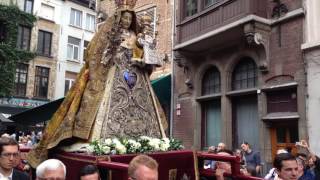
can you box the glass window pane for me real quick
[44,32,51,56]
[204,101,221,147]
[70,9,75,25]
[37,31,43,53]
[289,126,299,143]
[67,44,73,59]
[25,0,33,13]
[185,0,197,17]
[68,36,80,45]
[86,15,89,29]
[202,67,221,95]
[232,59,257,90]
[276,128,286,143]
[74,46,78,60]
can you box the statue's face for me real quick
[121,11,133,29]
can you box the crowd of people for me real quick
[0,135,158,180]
[1,133,320,180]
[1,131,42,149]
[203,140,320,180]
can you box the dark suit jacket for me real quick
[12,169,30,180]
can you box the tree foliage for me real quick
[0,4,36,97]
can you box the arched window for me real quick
[232,58,257,90]
[202,66,221,95]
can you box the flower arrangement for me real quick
[88,136,184,155]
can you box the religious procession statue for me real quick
[27,0,167,168]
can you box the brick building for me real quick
[173,0,306,170]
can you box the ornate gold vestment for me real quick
[27,11,167,168]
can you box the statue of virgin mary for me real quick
[27,0,167,168]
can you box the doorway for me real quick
[270,122,298,159]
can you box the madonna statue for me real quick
[27,0,167,168]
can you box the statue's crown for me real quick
[115,0,137,11]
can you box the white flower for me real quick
[104,138,112,146]
[162,138,170,144]
[116,143,127,154]
[148,138,161,151]
[112,138,122,146]
[160,138,170,151]
[87,145,95,153]
[102,145,111,154]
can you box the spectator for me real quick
[214,149,233,180]
[296,140,319,180]
[273,153,299,180]
[0,137,29,180]
[36,159,66,180]
[241,142,261,175]
[79,165,100,180]
[1,133,10,138]
[234,149,246,167]
[205,142,227,169]
[265,149,288,180]
[128,155,158,180]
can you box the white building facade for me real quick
[302,0,320,155]
[54,0,96,98]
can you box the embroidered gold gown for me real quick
[27,10,167,168]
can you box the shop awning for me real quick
[151,74,171,105]
[9,98,64,125]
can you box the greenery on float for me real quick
[0,4,36,97]
[88,136,184,156]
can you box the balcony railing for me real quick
[176,0,267,44]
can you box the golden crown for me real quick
[115,0,137,10]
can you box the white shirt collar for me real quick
[0,169,13,180]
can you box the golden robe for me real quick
[27,11,167,168]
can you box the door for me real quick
[270,122,298,159]
[233,95,259,150]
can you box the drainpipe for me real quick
[170,0,175,137]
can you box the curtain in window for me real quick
[235,97,259,150]
[205,100,221,147]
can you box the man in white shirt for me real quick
[0,137,29,180]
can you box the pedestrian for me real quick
[273,153,299,180]
[0,136,29,180]
[128,155,158,180]
[79,164,100,180]
[241,142,261,176]
[36,159,66,180]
